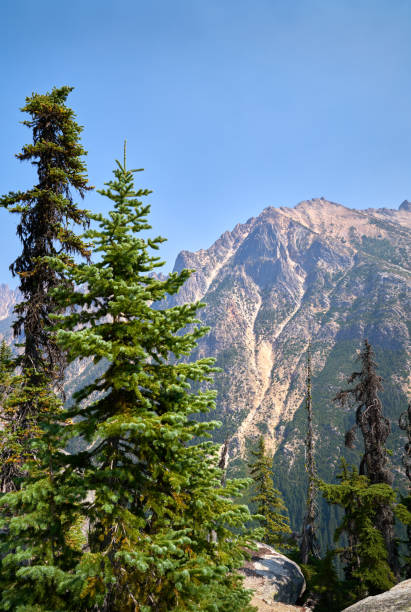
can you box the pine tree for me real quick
[0,149,258,611]
[0,86,92,492]
[300,344,319,564]
[319,460,396,603]
[248,436,292,549]
[334,339,396,571]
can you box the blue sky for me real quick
[1,0,411,286]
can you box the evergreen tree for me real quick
[319,460,396,603]
[0,86,92,492]
[0,341,17,492]
[248,436,291,549]
[398,402,411,576]
[0,150,258,611]
[0,341,13,406]
[0,386,85,610]
[299,344,319,564]
[0,85,91,382]
[334,339,396,571]
[299,551,345,612]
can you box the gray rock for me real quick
[240,542,305,605]
[342,579,411,612]
[399,200,411,211]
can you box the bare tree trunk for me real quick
[300,344,319,564]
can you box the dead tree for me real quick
[218,437,230,487]
[300,344,319,564]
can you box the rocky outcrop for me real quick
[240,543,305,606]
[0,284,19,321]
[342,579,411,611]
[399,200,411,212]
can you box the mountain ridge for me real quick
[167,199,409,463]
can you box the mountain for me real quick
[0,198,410,547]
[167,198,410,547]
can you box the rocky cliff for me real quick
[167,198,410,546]
[170,201,409,442]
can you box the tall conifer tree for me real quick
[0,150,258,611]
[398,402,411,576]
[334,339,396,571]
[248,436,291,549]
[319,460,395,602]
[0,86,91,492]
[0,85,91,382]
[0,341,16,492]
[300,345,319,564]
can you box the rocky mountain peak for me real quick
[0,284,20,321]
[399,199,411,212]
[166,198,410,463]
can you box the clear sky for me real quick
[1,0,411,286]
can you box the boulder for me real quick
[240,543,305,607]
[342,579,411,612]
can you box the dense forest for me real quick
[0,87,410,611]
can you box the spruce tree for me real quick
[0,85,91,382]
[334,339,396,571]
[398,402,411,576]
[0,341,17,492]
[319,460,396,603]
[0,341,13,407]
[248,436,291,549]
[0,86,92,492]
[1,150,258,611]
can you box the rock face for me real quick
[399,200,411,212]
[342,579,411,611]
[240,543,305,606]
[250,601,307,612]
[165,198,411,548]
[168,199,410,458]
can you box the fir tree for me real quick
[0,341,17,492]
[0,149,258,611]
[319,460,396,603]
[0,85,91,382]
[299,344,319,564]
[0,341,13,406]
[398,402,411,576]
[248,436,291,549]
[0,86,92,492]
[299,551,345,612]
[334,339,396,571]
[0,387,85,610]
